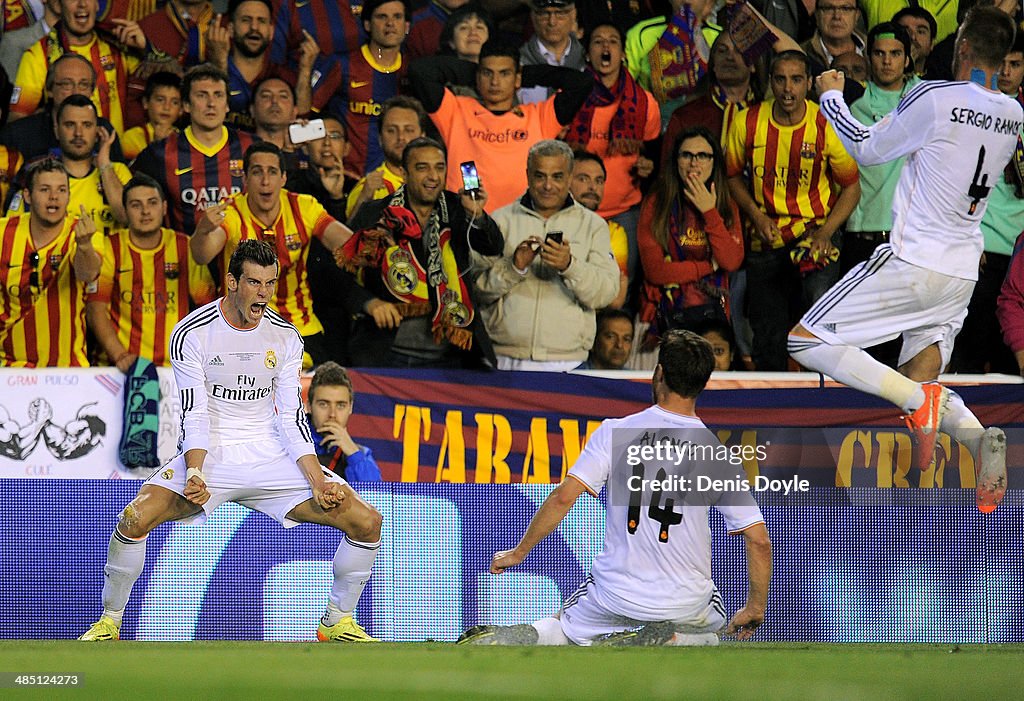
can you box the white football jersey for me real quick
[820,81,1023,280]
[568,405,764,622]
[168,299,315,462]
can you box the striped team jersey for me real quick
[11,32,141,134]
[726,99,859,251]
[568,405,764,621]
[8,162,131,232]
[132,126,255,235]
[316,46,407,176]
[88,228,216,365]
[0,214,105,367]
[0,146,22,209]
[219,190,334,337]
[122,124,180,162]
[345,161,404,219]
[98,0,160,22]
[169,299,314,461]
[270,0,362,67]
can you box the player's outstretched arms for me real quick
[490,476,588,574]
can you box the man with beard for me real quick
[7,95,131,230]
[190,142,354,367]
[569,151,628,310]
[346,96,426,220]
[11,0,142,133]
[339,136,504,368]
[87,174,216,371]
[132,63,256,235]
[0,158,104,367]
[206,0,317,128]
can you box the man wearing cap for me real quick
[518,0,585,105]
[840,22,919,275]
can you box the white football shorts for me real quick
[559,576,726,646]
[799,244,974,367]
[145,439,346,528]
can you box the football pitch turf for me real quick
[2,641,1022,700]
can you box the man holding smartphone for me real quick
[339,136,505,368]
[475,140,620,371]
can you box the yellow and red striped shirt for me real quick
[0,214,105,367]
[220,190,334,336]
[8,163,131,232]
[11,33,141,133]
[88,227,216,365]
[725,99,858,251]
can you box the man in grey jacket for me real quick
[475,139,620,371]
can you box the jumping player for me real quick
[79,240,382,642]
[788,6,1019,513]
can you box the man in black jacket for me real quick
[340,136,504,368]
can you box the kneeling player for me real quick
[80,241,382,642]
[459,331,772,646]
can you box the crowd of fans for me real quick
[0,0,1022,375]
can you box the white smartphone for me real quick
[289,119,327,145]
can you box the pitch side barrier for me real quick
[0,481,1021,643]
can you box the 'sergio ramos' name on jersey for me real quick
[949,107,1022,135]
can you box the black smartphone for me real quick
[460,161,481,192]
[545,231,563,245]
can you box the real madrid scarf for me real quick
[648,4,708,104]
[337,189,475,350]
[565,65,648,155]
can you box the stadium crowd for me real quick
[0,0,1023,376]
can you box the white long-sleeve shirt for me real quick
[819,81,1022,280]
[168,299,314,463]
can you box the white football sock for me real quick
[941,390,985,456]
[326,536,379,622]
[788,335,924,412]
[102,527,147,625]
[531,617,569,645]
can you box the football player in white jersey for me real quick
[80,240,383,643]
[788,6,1019,514]
[458,330,772,646]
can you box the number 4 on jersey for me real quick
[967,145,989,215]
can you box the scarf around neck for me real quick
[336,188,475,350]
[566,65,648,155]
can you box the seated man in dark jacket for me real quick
[339,136,505,368]
[306,361,381,481]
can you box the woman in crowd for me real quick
[635,126,744,364]
[439,4,494,63]
[564,22,660,298]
